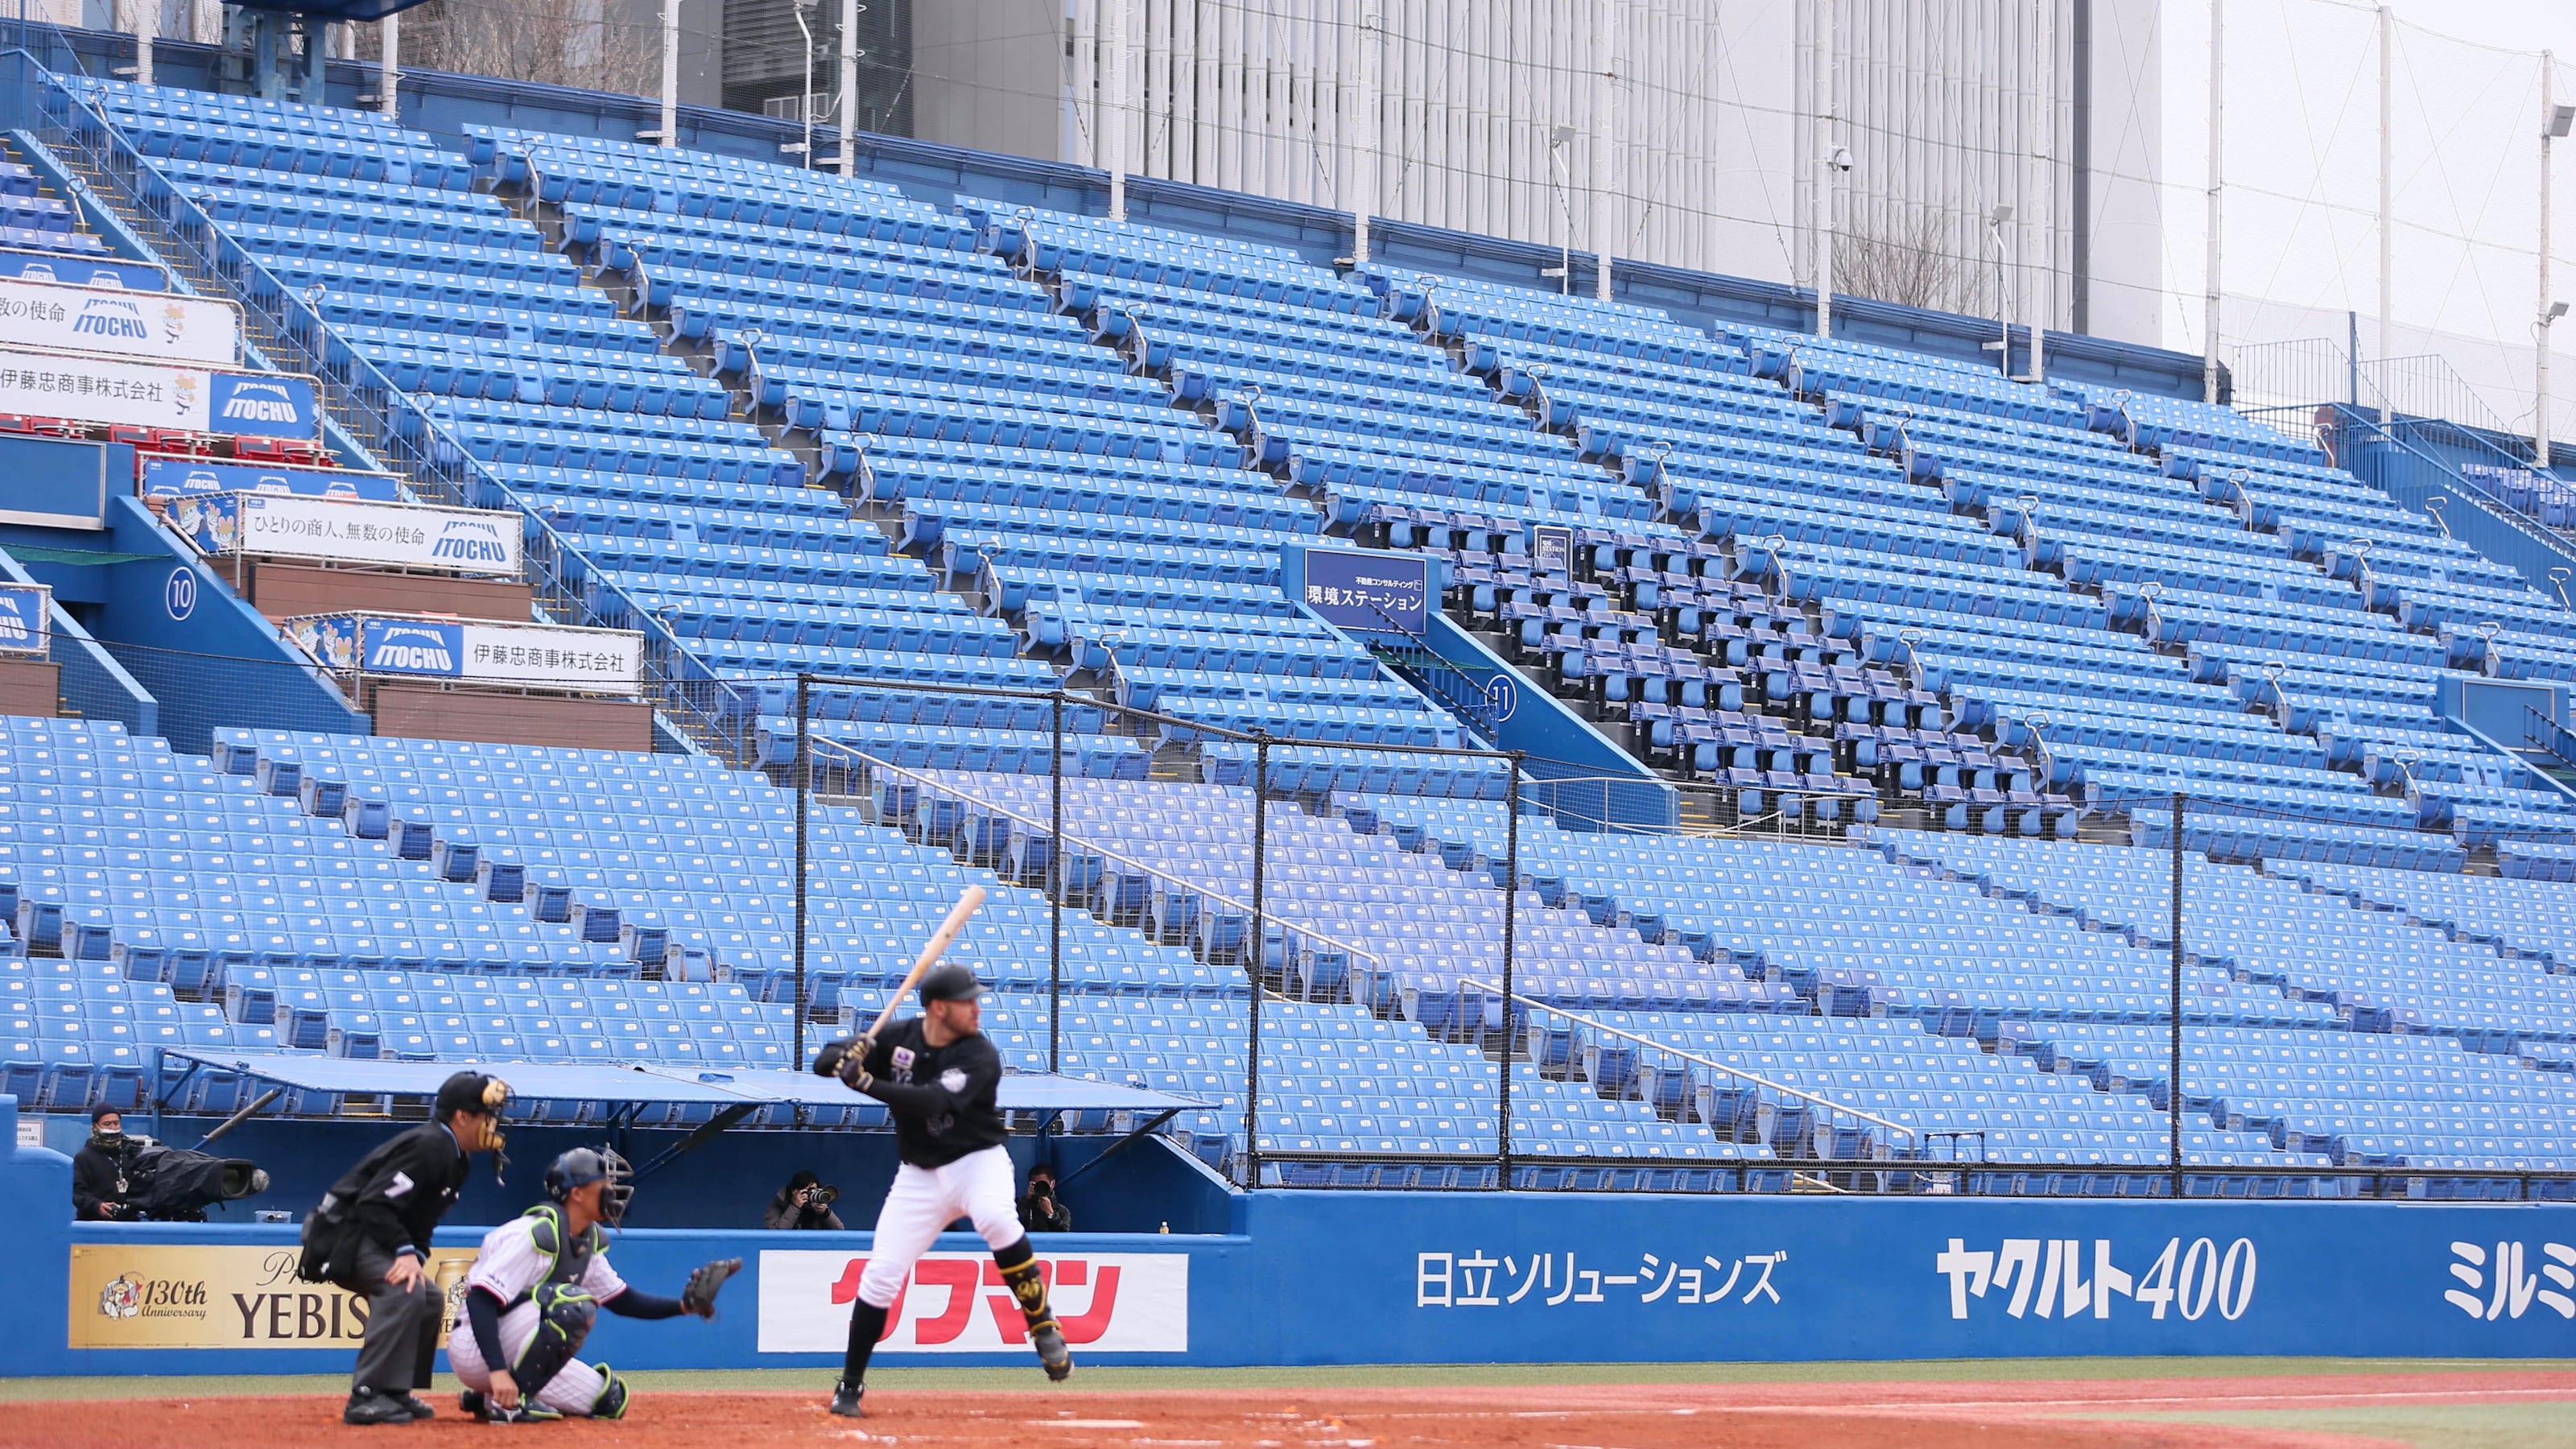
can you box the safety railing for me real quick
[31,76,747,761]
[819,739,1394,994]
[1459,978,1922,1159]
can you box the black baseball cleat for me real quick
[829,1381,866,1418]
[341,1387,415,1426]
[456,1389,485,1418]
[395,1393,437,1421]
[1034,1325,1074,1383]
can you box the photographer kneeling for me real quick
[766,1170,844,1230]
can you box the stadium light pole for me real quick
[122,0,155,85]
[1100,0,1131,221]
[837,0,863,176]
[655,0,679,147]
[2537,61,2572,464]
[784,0,817,167]
[1546,126,1577,296]
[2376,2,2394,423]
[1346,4,1381,266]
[2202,0,2223,405]
[376,13,399,120]
[1811,0,1839,339]
[1985,204,2016,377]
[1591,0,1618,303]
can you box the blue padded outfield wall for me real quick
[6,1094,2570,1375]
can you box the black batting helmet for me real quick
[919,961,980,1005]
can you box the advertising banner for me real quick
[0,580,52,656]
[1531,524,1575,576]
[1255,1193,2576,1362]
[287,613,645,696]
[140,456,402,503]
[67,1243,478,1351]
[755,1249,1189,1356]
[168,493,521,576]
[1300,547,1429,634]
[0,346,319,439]
[0,246,168,293]
[0,275,239,365]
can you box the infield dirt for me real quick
[6,1373,2573,1448]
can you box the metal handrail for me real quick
[35,76,760,760]
[1456,977,1921,1149]
[815,742,1393,983]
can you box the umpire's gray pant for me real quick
[348,1239,443,1393]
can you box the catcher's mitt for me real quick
[681,1257,743,1319]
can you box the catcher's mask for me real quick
[543,1146,635,1228]
[434,1071,514,1178]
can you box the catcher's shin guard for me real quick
[590,1364,630,1420]
[511,1282,598,1398]
[993,1236,1072,1381]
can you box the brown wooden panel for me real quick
[235,562,533,624]
[0,657,60,719]
[365,681,654,753]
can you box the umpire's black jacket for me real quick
[310,1121,470,1276]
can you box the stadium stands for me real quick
[10,72,2576,1195]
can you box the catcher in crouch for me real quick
[447,1146,740,1422]
[812,961,1073,1417]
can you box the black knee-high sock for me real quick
[992,1235,1059,1335]
[840,1300,890,1386]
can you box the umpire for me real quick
[298,1071,511,1426]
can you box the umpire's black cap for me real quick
[918,961,980,1005]
[434,1070,510,1117]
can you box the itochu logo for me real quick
[0,597,31,644]
[217,380,303,424]
[367,625,456,673]
[429,518,510,564]
[72,298,150,341]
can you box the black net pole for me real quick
[1497,755,1522,1190]
[792,671,811,1069]
[2168,790,2184,1200]
[1048,690,1064,1077]
[1245,734,1269,1190]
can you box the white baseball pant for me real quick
[446,1302,609,1417]
[855,1144,1023,1311]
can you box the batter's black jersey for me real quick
[860,1016,1007,1168]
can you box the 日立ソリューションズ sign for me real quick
[68,1244,479,1350]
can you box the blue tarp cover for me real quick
[162,1051,1205,1112]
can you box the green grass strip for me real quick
[5,1356,2568,1402]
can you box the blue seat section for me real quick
[446,122,1462,756]
[4,717,1790,1168]
[43,77,2576,1191]
[892,770,2498,1177]
[1351,260,2576,850]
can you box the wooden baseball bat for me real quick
[868,885,987,1038]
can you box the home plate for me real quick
[1032,1421,1149,1429]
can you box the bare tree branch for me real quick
[354,0,659,100]
[1835,204,1991,317]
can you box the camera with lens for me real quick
[805,1184,837,1207]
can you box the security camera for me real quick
[1825,146,1854,173]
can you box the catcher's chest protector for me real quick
[522,1205,609,1300]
